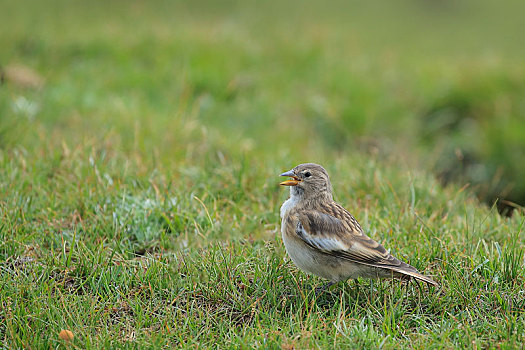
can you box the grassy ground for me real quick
[1,0,524,348]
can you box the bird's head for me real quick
[279,163,333,201]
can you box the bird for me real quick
[279,163,438,291]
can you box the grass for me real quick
[1,0,525,348]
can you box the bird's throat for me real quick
[290,185,333,204]
[290,185,304,197]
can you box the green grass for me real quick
[1,0,525,348]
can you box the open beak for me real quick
[279,170,301,186]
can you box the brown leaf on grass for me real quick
[58,329,74,341]
[281,342,295,350]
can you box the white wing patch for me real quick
[295,218,388,264]
[296,222,348,252]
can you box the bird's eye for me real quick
[304,171,311,178]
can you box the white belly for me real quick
[281,196,323,276]
[281,225,349,281]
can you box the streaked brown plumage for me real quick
[279,163,438,287]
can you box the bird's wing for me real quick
[293,209,405,269]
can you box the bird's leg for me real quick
[315,281,336,296]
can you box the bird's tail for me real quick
[395,268,439,287]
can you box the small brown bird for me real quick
[279,163,438,290]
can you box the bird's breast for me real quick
[280,196,299,219]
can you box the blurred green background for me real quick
[2,1,525,347]
[1,0,525,212]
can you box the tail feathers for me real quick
[394,268,439,287]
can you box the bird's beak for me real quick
[279,170,301,186]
